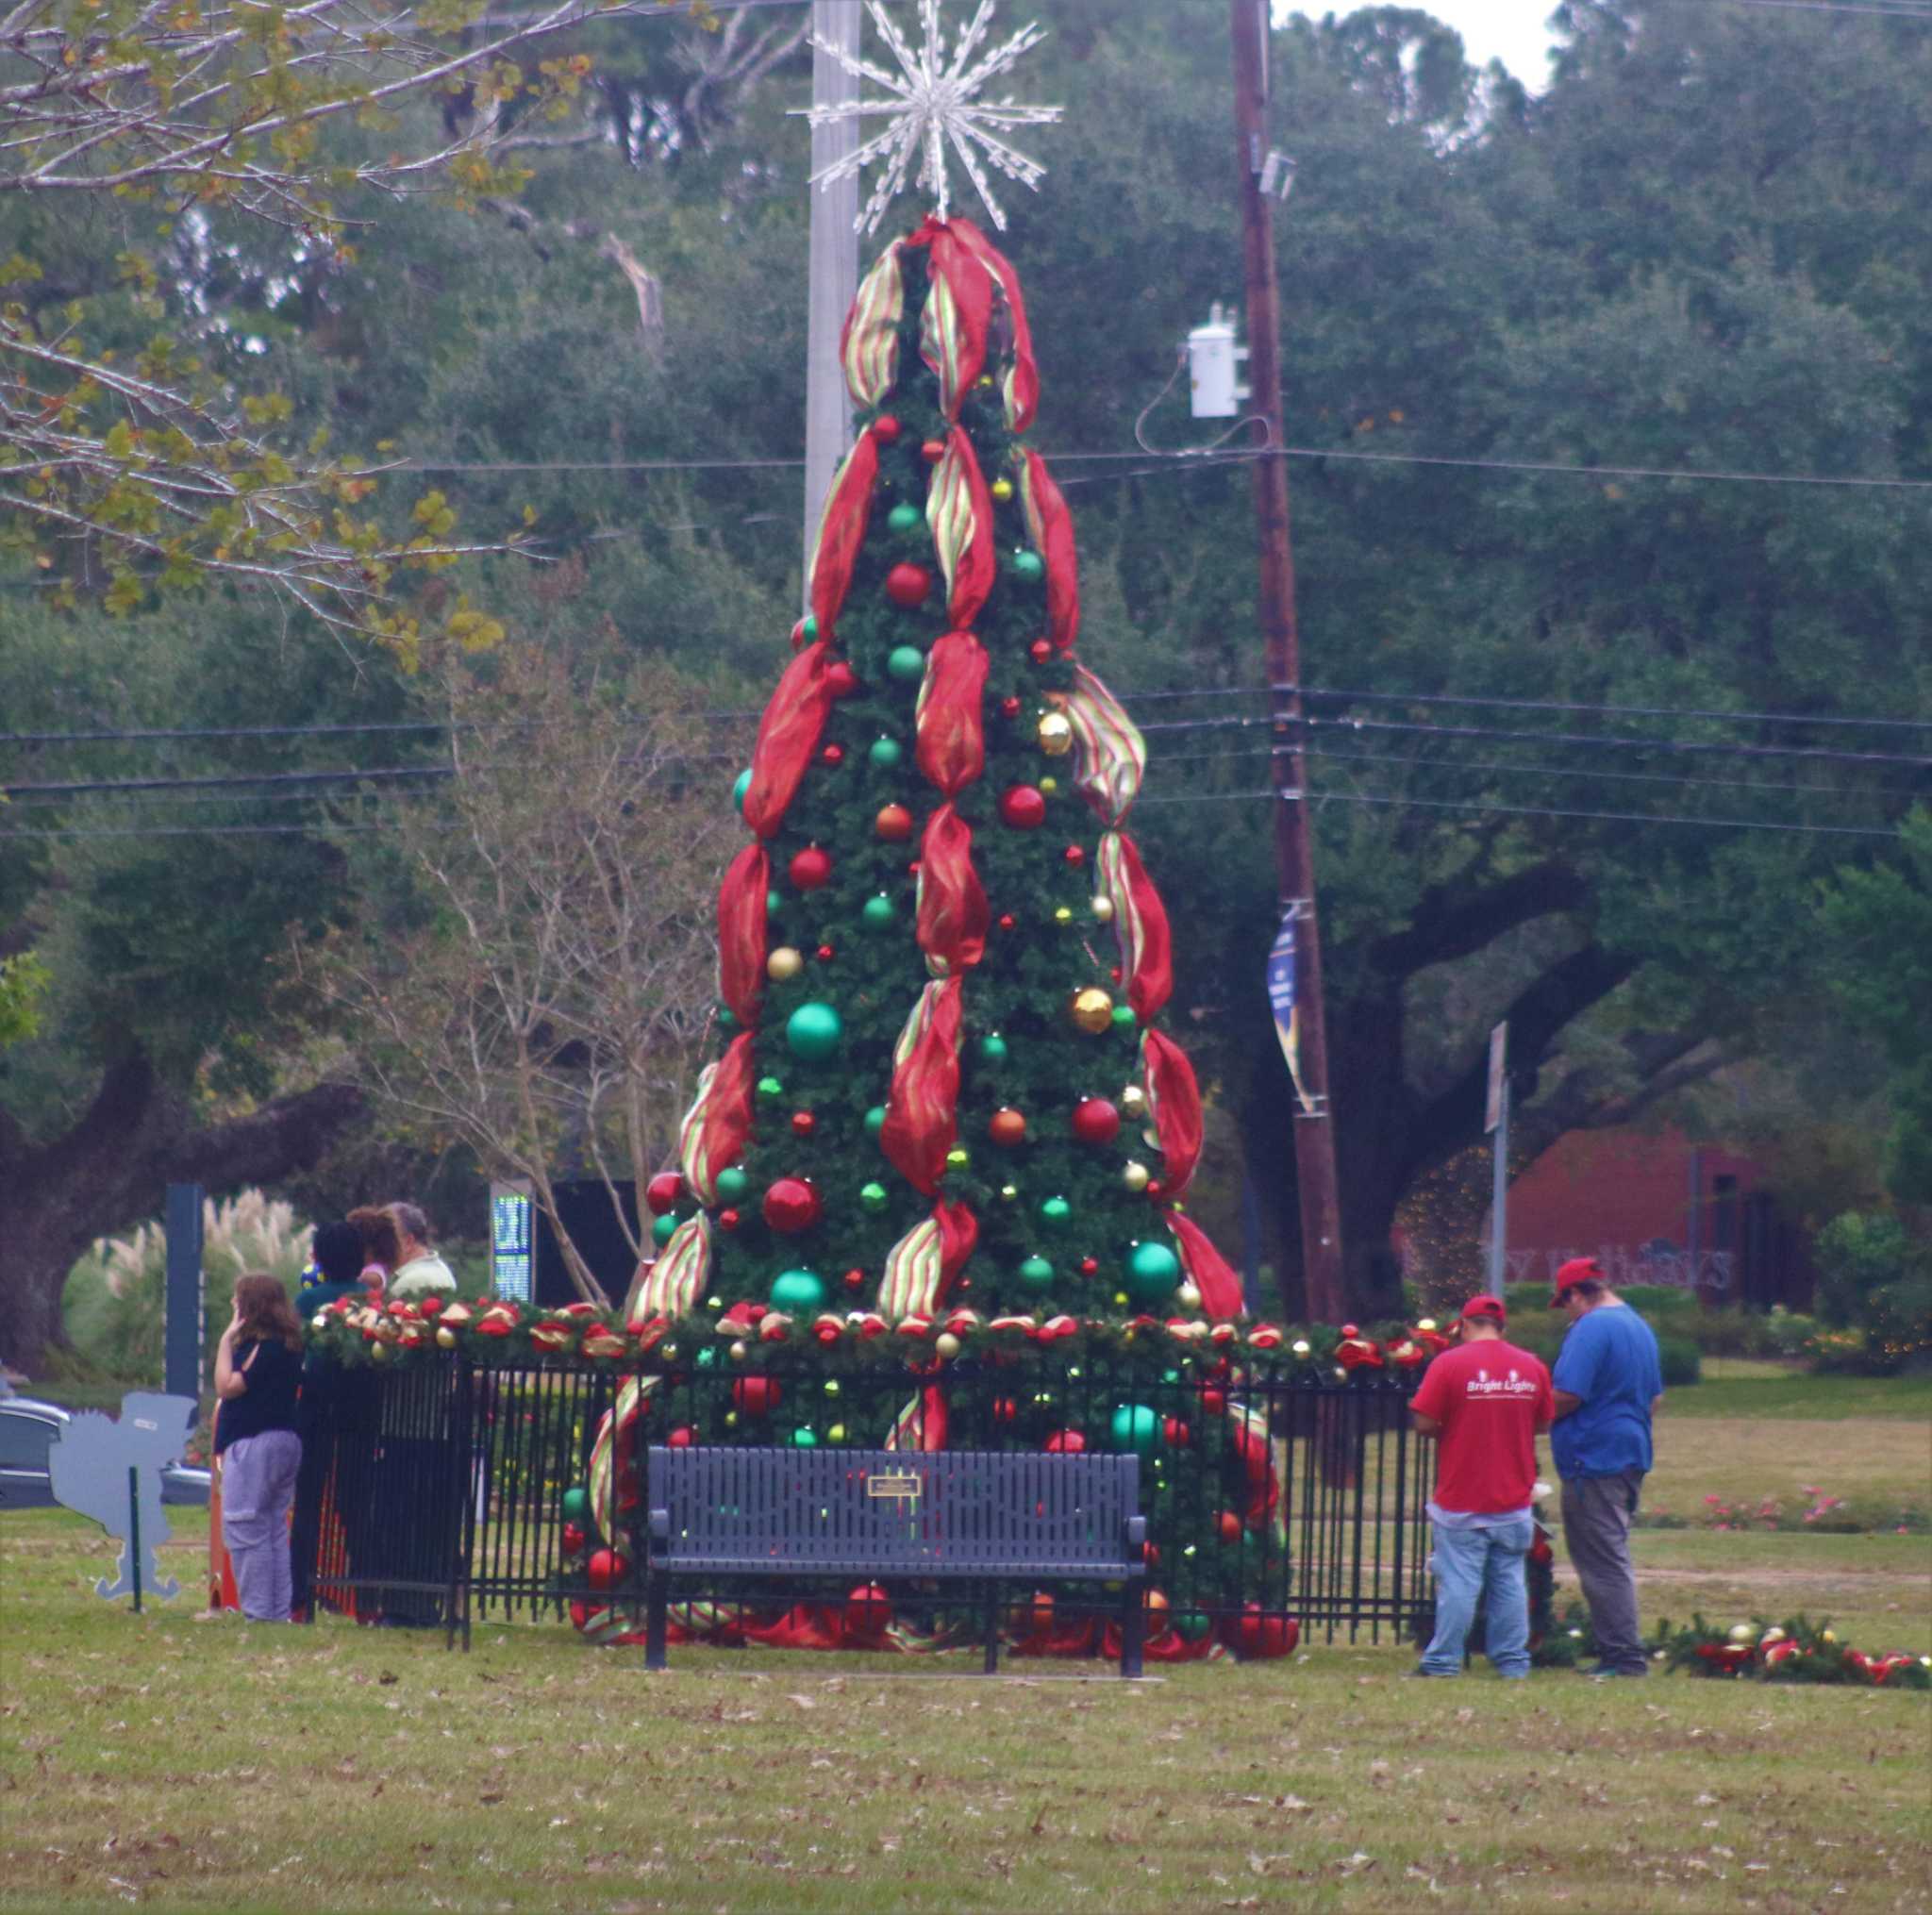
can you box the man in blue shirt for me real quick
[1549,1257,1663,1678]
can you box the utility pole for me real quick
[803,0,860,602]
[1229,0,1346,1324]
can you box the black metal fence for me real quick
[304,1353,1429,1655]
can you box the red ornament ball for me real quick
[842,1267,866,1291]
[1215,1509,1244,1544]
[816,943,835,962]
[1000,694,1023,720]
[1078,1256,1100,1276]
[872,414,902,443]
[999,784,1046,829]
[920,438,946,465]
[1199,1387,1226,1416]
[718,1207,741,1232]
[998,913,1017,932]
[874,803,914,841]
[1011,1590,1055,1636]
[791,1110,816,1139]
[1071,1097,1121,1145]
[790,844,832,891]
[992,1396,1019,1424]
[1063,843,1086,867]
[561,1521,586,1556]
[1044,1428,1087,1455]
[762,1176,823,1234]
[885,561,933,608]
[1163,1416,1191,1447]
[731,1374,783,1418]
[846,1582,891,1632]
[1340,1323,1360,1340]
[644,1170,685,1216]
[586,1547,629,1591]
[1233,1603,1299,1659]
[667,1425,695,1449]
[821,742,844,767]
[988,1106,1027,1147]
[825,658,859,699]
[1029,639,1052,664]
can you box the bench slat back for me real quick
[646,1447,1141,1575]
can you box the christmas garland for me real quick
[1657,1614,1931,1688]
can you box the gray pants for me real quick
[1561,1469,1646,1674]
[223,1429,302,1622]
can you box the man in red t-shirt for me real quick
[1407,1294,1554,1678]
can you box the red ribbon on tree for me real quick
[742,640,833,839]
[808,432,881,644]
[1020,449,1079,651]
[948,217,1040,435]
[935,1197,979,1301]
[689,1033,757,1193]
[715,842,769,1026]
[928,427,997,630]
[915,804,989,974]
[1167,1209,1244,1323]
[1141,1026,1205,1200]
[881,975,965,1195]
[909,218,994,418]
[1109,829,1172,1022]
[914,627,989,795]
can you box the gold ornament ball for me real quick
[436,1324,458,1350]
[1416,1317,1439,1333]
[1122,1160,1151,1193]
[935,1332,961,1359]
[1176,1282,1202,1312]
[1727,1623,1755,1644]
[1000,1183,1020,1201]
[371,1339,390,1362]
[729,1340,748,1362]
[945,1144,971,1171]
[1091,895,1114,924]
[1291,1338,1312,1357]
[1054,905,1074,924]
[1039,775,1058,795]
[977,373,997,390]
[827,1423,847,1442]
[310,1312,328,1332]
[724,1409,740,1428]
[660,1342,678,1361]
[1142,1126,1162,1150]
[1068,986,1114,1033]
[767,945,805,982]
[990,475,1014,502]
[1037,710,1074,757]
[1120,1084,1147,1118]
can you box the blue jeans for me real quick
[1422,1514,1534,1677]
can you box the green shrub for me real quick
[1656,1334,1703,1389]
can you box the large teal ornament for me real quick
[1124,1240,1181,1304]
[560,1486,590,1524]
[887,644,926,683]
[786,1002,843,1062]
[887,502,922,534]
[1110,1404,1162,1454]
[1040,1195,1072,1229]
[731,768,753,814]
[715,1165,749,1203]
[771,1268,826,1313]
[651,1211,678,1248]
[865,1105,888,1140]
[1012,549,1044,582]
[862,893,895,931]
[791,1425,819,1448]
[1017,1256,1054,1292]
[869,736,904,770]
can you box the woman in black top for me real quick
[214,1274,305,1621]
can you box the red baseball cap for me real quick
[1460,1293,1507,1324]
[1550,1256,1604,1306]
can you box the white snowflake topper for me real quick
[795,0,1062,235]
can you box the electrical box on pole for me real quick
[1187,303,1250,419]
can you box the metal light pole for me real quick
[1229,0,1347,1323]
[803,0,860,599]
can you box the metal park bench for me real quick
[644,1446,1148,1676]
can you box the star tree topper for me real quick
[796,0,1062,236]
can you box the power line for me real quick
[1299,784,1903,841]
[1291,684,1932,734]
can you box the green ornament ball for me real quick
[695,1345,716,1368]
[786,1001,843,1062]
[757,1074,785,1101]
[979,1032,1009,1064]
[715,1165,749,1203]
[651,1211,678,1248]
[731,768,753,814]
[1174,1607,1213,1643]
[560,1486,591,1525]
[1124,1240,1182,1304]
[1110,1404,1163,1455]
[1111,1005,1138,1030]
[791,1425,819,1448]
[716,1007,737,1029]
[766,889,784,915]
[799,613,819,641]
[862,893,896,931]
[869,735,904,770]
[1017,1255,1055,1291]
[1040,1195,1072,1229]
[865,1105,888,1140]
[887,644,926,683]
[859,1181,890,1214]
[887,502,922,533]
[770,1268,826,1313]
[1012,549,1045,582]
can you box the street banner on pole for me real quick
[1485,1022,1508,1135]
[1267,907,1315,1116]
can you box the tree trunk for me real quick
[0,1043,363,1378]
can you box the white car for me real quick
[0,1396,212,1510]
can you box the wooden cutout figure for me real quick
[48,1392,198,1602]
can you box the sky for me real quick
[1286,1,1566,90]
